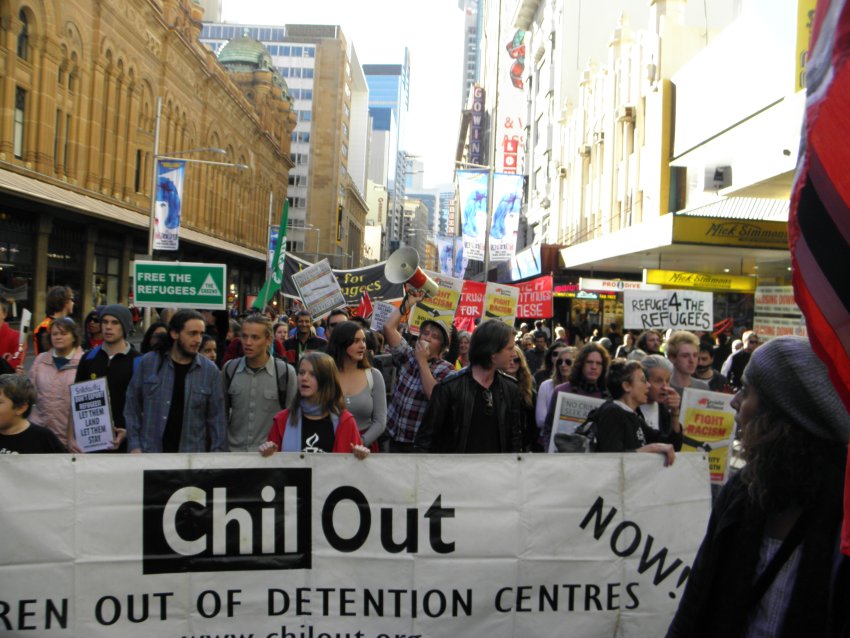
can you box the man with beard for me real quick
[666,331,710,400]
[284,310,327,365]
[692,341,730,393]
[125,310,226,453]
[524,330,548,374]
[628,329,662,360]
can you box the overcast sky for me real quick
[221,0,467,187]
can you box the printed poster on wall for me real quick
[549,393,606,453]
[483,282,519,326]
[680,388,737,484]
[0,454,710,637]
[408,272,464,337]
[624,290,713,331]
[458,170,488,261]
[153,160,185,251]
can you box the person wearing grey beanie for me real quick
[68,304,141,453]
[99,304,133,342]
[668,336,849,638]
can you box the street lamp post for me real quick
[143,97,250,329]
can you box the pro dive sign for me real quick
[133,261,226,309]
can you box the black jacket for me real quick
[594,400,683,453]
[667,472,844,638]
[414,367,522,453]
[75,344,141,429]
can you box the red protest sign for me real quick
[455,281,486,327]
[516,275,553,318]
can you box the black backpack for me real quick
[553,407,600,453]
[223,356,291,410]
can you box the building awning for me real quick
[674,196,789,221]
[559,198,791,279]
[0,167,264,261]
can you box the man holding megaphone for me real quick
[382,288,455,453]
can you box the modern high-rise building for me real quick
[201,23,369,268]
[364,52,410,256]
[460,0,483,107]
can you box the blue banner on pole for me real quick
[153,160,186,251]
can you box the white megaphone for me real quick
[384,247,440,298]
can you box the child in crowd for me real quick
[259,352,370,458]
[0,375,65,454]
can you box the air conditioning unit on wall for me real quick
[705,166,732,191]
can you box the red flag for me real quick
[788,0,850,554]
[357,291,374,319]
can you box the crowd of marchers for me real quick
[1,284,849,635]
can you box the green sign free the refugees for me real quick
[133,261,227,309]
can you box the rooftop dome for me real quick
[218,29,291,101]
[218,29,272,70]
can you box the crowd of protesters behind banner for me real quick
[1,284,849,634]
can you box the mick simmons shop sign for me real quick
[0,454,710,638]
[672,216,788,250]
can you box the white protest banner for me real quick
[291,259,347,319]
[549,393,606,453]
[369,300,397,332]
[680,388,737,484]
[624,289,713,331]
[0,454,710,638]
[483,282,519,326]
[408,271,464,337]
[70,378,114,453]
[18,308,32,347]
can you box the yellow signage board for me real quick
[644,269,758,293]
[796,0,818,92]
[673,216,788,250]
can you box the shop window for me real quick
[94,254,120,307]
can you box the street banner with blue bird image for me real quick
[153,159,186,251]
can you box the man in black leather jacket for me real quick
[415,320,523,453]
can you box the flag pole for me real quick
[259,191,275,312]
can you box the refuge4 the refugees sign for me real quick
[0,454,710,638]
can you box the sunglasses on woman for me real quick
[557,358,573,366]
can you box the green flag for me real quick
[254,201,289,310]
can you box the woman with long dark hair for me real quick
[325,321,386,449]
[140,321,168,354]
[542,342,610,447]
[667,337,850,637]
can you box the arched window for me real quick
[17,10,29,60]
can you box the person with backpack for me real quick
[325,320,386,451]
[68,304,140,453]
[222,314,296,452]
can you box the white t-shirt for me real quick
[640,402,661,431]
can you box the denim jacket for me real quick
[125,351,227,452]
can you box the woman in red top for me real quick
[260,351,369,458]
